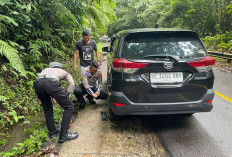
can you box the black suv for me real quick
[102,28,215,116]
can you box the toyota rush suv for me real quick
[102,28,215,116]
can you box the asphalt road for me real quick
[59,66,232,157]
[139,68,232,157]
[59,41,232,157]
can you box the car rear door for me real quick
[112,31,215,103]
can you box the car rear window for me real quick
[121,32,207,60]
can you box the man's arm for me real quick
[74,50,79,71]
[65,72,75,94]
[96,50,101,67]
[95,71,102,97]
[97,71,102,93]
[82,70,97,98]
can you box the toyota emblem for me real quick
[164,62,173,69]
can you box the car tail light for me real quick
[206,100,213,103]
[114,103,126,107]
[188,56,215,72]
[112,58,148,74]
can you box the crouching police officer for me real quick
[34,62,78,143]
[74,61,107,109]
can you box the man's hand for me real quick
[92,93,98,98]
[52,98,57,104]
[97,60,101,67]
[95,91,100,96]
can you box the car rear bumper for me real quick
[109,89,214,115]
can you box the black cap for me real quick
[90,61,98,68]
[49,62,64,68]
[82,30,91,36]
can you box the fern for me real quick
[0,95,8,102]
[28,41,42,62]
[36,39,64,57]
[28,39,64,61]
[0,14,18,26]
[228,40,232,51]
[217,42,228,50]
[88,6,105,34]
[0,21,7,35]
[0,40,26,75]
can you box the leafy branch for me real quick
[0,40,26,76]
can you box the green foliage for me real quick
[0,0,115,155]
[0,95,8,102]
[202,31,232,52]
[0,0,116,71]
[27,41,42,62]
[227,2,232,14]
[0,0,12,6]
[0,68,41,147]
[0,40,26,75]
[8,110,25,124]
[109,0,232,36]
[53,105,64,124]
[89,6,106,34]
[96,41,103,60]
[0,14,18,26]
[0,133,10,146]
[28,39,64,63]
[0,123,48,156]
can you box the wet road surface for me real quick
[145,68,232,157]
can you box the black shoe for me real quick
[79,101,86,110]
[49,127,60,138]
[86,95,96,104]
[58,132,78,143]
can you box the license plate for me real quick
[150,72,183,83]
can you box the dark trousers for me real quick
[74,84,108,102]
[34,78,74,135]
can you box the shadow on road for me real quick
[109,114,193,132]
[108,114,224,157]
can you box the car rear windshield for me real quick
[121,32,207,60]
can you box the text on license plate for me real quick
[150,72,183,83]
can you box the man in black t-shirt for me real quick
[74,30,100,74]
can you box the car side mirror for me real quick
[102,46,112,52]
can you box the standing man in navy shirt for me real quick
[74,30,100,74]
